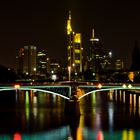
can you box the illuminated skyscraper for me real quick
[90,29,101,73]
[90,29,113,74]
[17,45,37,76]
[115,59,124,71]
[36,50,48,76]
[67,11,83,74]
[23,45,37,75]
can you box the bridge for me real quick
[0,83,140,116]
[0,83,140,100]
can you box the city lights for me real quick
[128,84,132,88]
[68,66,71,81]
[122,84,127,88]
[14,84,20,89]
[109,51,112,57]
[97,83,102,89]
[0,1,140,140]
[51,74,57,81]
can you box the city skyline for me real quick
[0,0,140,68]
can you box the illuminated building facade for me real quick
[89,29,112,78]
[49,58,60,81]
[23,45,37,75]
[49,58,60,74]
[36,50,48,76]
[90,29,103,73]
[115,59,124,71]
[17,45,37,76]
[67,11,83,74]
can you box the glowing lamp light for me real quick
[14,84,20,89]
[51,74,57,81]
[122,84,127,88]
[128,84,132,88]
[97,84,102,89]
[109,51,112,57]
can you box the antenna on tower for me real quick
[90,28,99,42]
[69,10,71,20]
[92,29,95,38]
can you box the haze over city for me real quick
[0,0,140,68]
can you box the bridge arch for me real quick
[0,87,70,100]
[78,86,140,100]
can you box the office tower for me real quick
[90,29,102,73]
[17,45,37,76]
[16,48,24,75]
[90,29,113,73]
[115,59,124,71]
[36,50,49,76]
[49,58,60,81]
[67,11,83,74]
[49,58,60,73]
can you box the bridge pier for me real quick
[64,85,80,116]
[64,96,80,116]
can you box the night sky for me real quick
[0,0,140,69]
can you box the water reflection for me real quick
[1,126,71,140]
[0,89,140,139]
[0,128,138,140]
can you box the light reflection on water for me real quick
[0,90,140,139]
[1,128,140,140]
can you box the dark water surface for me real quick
[0,90,140,139]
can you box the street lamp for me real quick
[68,66,71,81]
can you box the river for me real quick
[0,89,140,140]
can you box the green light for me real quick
[25,91,30,122]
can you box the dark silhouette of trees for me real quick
[130,41,140,71]
[0,65,17,83]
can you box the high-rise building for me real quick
[36,50,49,76]
[90,29,102,73]
[67,11,83,74]
[17,45,37,76]
[89,29,112,73]
[49,58,60,73]
[115,59,124,71]
[16,48,24,75]
[90,29,96,72]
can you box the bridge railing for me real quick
[1,83,140,100]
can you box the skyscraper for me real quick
[36,50,48,76]
[90,29,101,73]
[17,45,37,76]
[115,59,124,71]
[67,11,83,75]
[89,29,112,74]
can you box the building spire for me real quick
[92,28,95,38]
[68,10,71,20]
[67,10,72,35]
